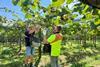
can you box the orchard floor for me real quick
[0,40,100,67]
[0,55,70,67]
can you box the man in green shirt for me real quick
[44,26,63,67]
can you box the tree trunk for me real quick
[18,29,22,55]
[82,34,87,48]
[18,36,22,54]
[35,29,42,67]
[93,35,96,48]
[79,35,82,44]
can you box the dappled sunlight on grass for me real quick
[0,40,100,67]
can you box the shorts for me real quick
[26,46,34,56]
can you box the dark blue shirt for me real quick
[25,30,35,46]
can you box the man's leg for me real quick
[55,56,59,67]
[25,46,32,63]
[51,56,57,67]
[31,47,35,55]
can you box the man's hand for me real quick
[35,25,41,33]
[43,36,48,44]
[29,29,35,34]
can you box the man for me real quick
[44,26,63,67]
[24,25,35,66]
[24,24,41,67]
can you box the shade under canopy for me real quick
[80,0,100,9]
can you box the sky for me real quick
[0,0,51,21]
[0,0,82,21]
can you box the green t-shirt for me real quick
[47,33,62,56]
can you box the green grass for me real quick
[0,40,100,67]
[61,40,100,67]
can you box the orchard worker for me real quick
[24,25,35,67]
[44,26,63,67]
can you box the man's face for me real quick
[53,26,58,34]
[27,27,30,31]
[27,26,33,31]
[35,25,41,33]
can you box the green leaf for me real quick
[17,0,25,6]
[67,19,72,24]
[54,16,60,25]
[66,0,73,4]
[82,5,89,14]
[72,14,78,19]
[81,23,88,28]
[12,0,19,5]
[34,0,39,3]
[86,13,93,19]
[52,0,57,2]
[31,0,39,10]
[98,10,100,14]
[97,26,100,31]
[52,0,65,7]
[17,21,25,27]
[94,19,100,25]
[25,14,33,19]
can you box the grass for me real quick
[0,40,100,67]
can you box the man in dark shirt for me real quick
[25,29,35,46]
[24,26,35,65]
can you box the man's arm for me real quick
[47,35,55,44]
[29,29,35,34]
[43,36,49,44]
